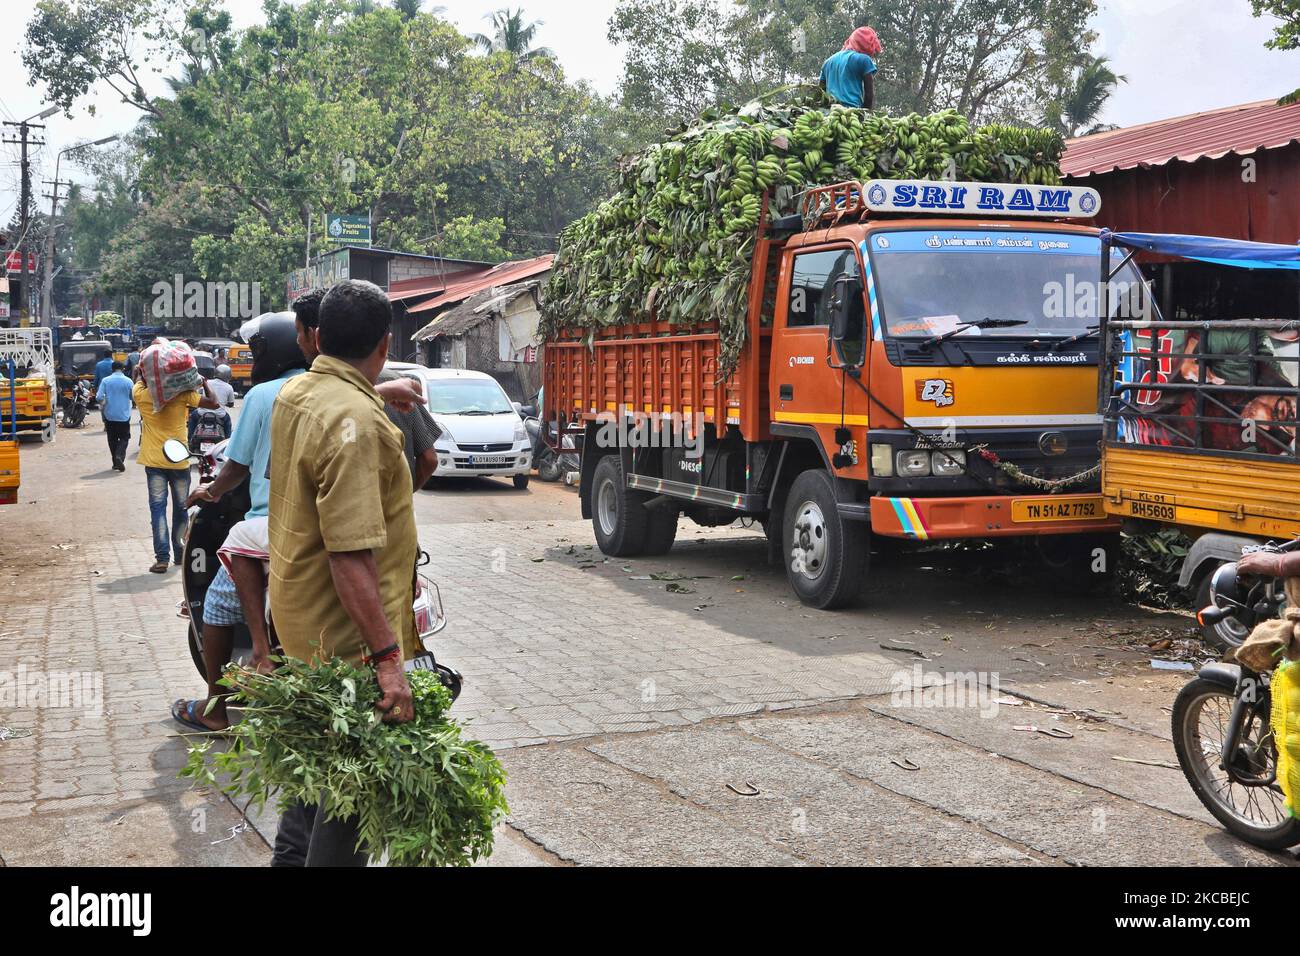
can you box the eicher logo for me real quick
[50,886,152,936]
[917,379,955,408]
[788,355,815,367]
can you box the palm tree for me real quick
[473,8,554,61]
[1045,55,1126,138]
[393,0,424,18]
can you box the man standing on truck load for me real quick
[820,26,881,109]
[95,360,134,472]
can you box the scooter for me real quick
[164,438,461,700]
[1172,537,1300,850]
[189,408,230,456]
[523,406,579,483]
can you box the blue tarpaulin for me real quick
[1101,230,1300,270]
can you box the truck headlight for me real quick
[870,444,894,477]
[931,450,967,476]
[896,450,931,477]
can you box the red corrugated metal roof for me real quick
[406,255,554,315]
[389,275,453,302]
[1062,99,1300,178]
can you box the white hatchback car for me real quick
[386,364,533,489]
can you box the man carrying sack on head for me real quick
[134,339,222,574]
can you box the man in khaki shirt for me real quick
[267,279,418,866]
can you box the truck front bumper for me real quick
[865,494,1120,540]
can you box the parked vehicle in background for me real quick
[0,329,57,443]
[544,179,1125,609]
[386,362,533,489]
[1097,231,1300,649]
[226,343,253,394]
[61,380,91,429]
[57,339,112,410]
[192,351,219,381]
[0,361,21,505]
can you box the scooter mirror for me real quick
[162,439,191,465]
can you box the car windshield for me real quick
[426,378,515,415]
[869,230,1150,339]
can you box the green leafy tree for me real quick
[1252,0,1300,103]
[609,0,1099,133]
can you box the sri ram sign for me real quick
[863,180,1102,219]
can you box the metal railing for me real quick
[1102,318,1299,462]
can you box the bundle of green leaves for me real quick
[182,657,508,867]
[540,86,1066,378]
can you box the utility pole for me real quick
[40,134,120,326]
[3,107,57,328]
[41,177,73,325]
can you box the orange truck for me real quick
[544,179,1135,608]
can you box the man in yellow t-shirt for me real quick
[134,379,221,573]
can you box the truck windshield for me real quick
[869,230,1146,339]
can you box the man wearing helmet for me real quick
[173,293,426,732]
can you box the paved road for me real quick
[0,415,1292,866]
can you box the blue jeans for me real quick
[146,466,191,564]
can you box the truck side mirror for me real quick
[830,275,867,368]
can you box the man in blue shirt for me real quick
[820,26,880,109]
[92,350,115,395]
[95,361,134,472]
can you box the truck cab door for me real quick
[771,244,868,437]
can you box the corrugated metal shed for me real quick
[413,282,541,342]
[406,255,554,315]
[1062,99,1300,178]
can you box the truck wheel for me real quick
[643,506,679,556]
[1033,532,1118,593]
[783,470,867,610]
[591,455,648,557]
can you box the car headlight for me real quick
[514,420,527,442]
[435,422,455,446]
[931,449,967,476]
[870,444,894,477]
[896,450,931,477]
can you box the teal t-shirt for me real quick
[225,367,306,517]
[820,50,877,108]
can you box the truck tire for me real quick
[782,469,867,610]
[1033,532,1119,593]
[643,506,679,556]
[591,455,648,557]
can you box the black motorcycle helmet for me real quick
[242,312,307,387]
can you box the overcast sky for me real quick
[1,0,1297,218]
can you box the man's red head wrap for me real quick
[844,26,882,57]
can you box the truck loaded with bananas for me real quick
[542,87,1133,610]
[540,88,1065,373]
